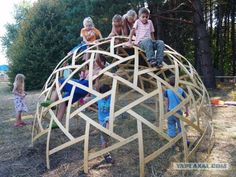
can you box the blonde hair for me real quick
[125,10,137,19]
[83,17,94,28]
[13,74,25,93]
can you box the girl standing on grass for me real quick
[12,74,28,127]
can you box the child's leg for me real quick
[46,98,67,129]
[100,121,114,163]
[167,115,177,138]
[153,40,164,65]
[175,111,182,134]
[100,121,109,148]
[83,53,91,61]
[56,102,67,122]
[15,111,26,126]
[100,134,107,148]
[105,121,109,129]
[41,89,58,107]
[82,54,87,61]
[139,38,156,64]
[16,111,22,124]
[175,117,182,134]
[51,89,59,101]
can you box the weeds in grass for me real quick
[231,91,236,101]
[232,136,236,140]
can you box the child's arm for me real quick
[108,27,115,38]
[80,29,89,44]
[185,105,189,117]
[163,90,168,113]
[127,28,135,46]
[182,91,189,116]
[164,97,169,113]
[96,54,105,69]
[123,23,129,36]
[95,28,103,40]
[81,35,89,44]
[151,32,155,40]
[108,25,119,38]
[12,86,25,97]
[98,33,103,39]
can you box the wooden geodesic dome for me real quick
[32,36,214,177]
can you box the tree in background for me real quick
[2,0,88,90]
[191,0,215,88]
[1,0,133,90]
[1,0,234,90]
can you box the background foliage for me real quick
[1,0,235,90]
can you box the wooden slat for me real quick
[144,134,182,163]
[128,110,171,141]
[109,78,117,131]
[49,135,85,155]
[84,122,90,173]
[89,134,138,160]
[137,120,145,177]
[78,113,125,142]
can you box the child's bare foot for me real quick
[14,121,31,127]
[14,123,23,127]
[14,122,26,127]
[20,121,27,126]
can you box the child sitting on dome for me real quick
[127,7,165,68]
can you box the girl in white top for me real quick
[12,74,28,127]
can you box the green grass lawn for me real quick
[0,82,11,96]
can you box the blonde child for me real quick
[80,17,102,61]
[122,10,137,36]
[127,7,165,68]
[12,74,28,127]
[69,17,102,56]
[80,17,102,45]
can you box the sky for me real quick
[0,0,37,65]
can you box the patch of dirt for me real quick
[0,82,236,177]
